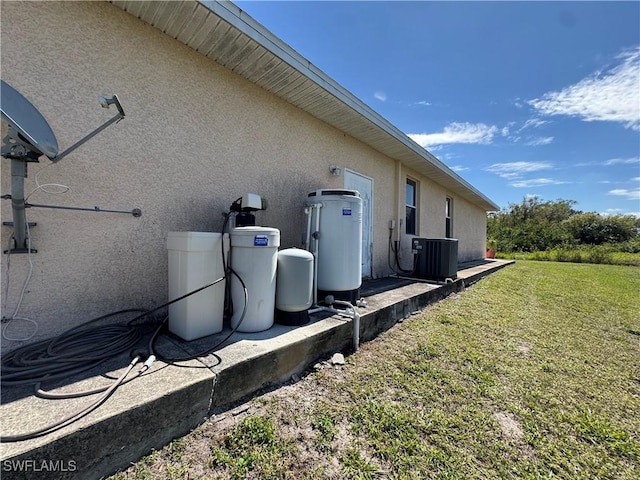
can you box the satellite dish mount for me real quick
[1,80,135,253]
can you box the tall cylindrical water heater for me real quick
[306,189,362,296]
[230,226,280,332]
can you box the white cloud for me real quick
[600,209,640,217]
[450,165,469,172]
[632,177,640,182]
[529,47,640,130]
[518,118,549,132]
[416,100,431,106]
[603,156,640,165]
[374,91,387,102]
[608,188,640,200]
[408,122,499,147]
[525,136,554,146]
[485,161,553,179]
[510,178,569,188]
[485,162,567,189]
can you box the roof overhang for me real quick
[111,0,499,211]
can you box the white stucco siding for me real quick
[451,199,488,262]
[1,2,490,345]
[0,1,402,342]
[394,165,488,265]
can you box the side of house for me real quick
[0,1,496,344]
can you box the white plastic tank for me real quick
[276,248,314,312]
[306,189,362,291]
[230,226,280,332]
[167,232,228,341]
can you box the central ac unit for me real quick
[412,238,458,280]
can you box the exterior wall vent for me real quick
[412,238,458,280]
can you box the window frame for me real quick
[406,178,418,235]
[445,196,453,238]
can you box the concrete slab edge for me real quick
[210,260,515,410]
[1,374,214,480]
[1,261,513,479]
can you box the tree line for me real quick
[487,197,640,253]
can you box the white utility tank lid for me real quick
[167,231,227,251]
[278,247,314,260]
[230,226,280,248]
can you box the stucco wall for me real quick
[393,165,487,266]
[0,1,397,343]
[451,198,488,262]
[1,1,487,345]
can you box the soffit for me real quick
[111,0,499,211]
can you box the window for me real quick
[406,178,417,235]
[445,197,453,238]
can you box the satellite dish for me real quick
[1,80,127,253]
[1,80,59,160]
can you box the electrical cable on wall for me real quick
[388,228,415,275]
[2,220,37,342]
[25,161,71,199]
[2,163,71,341]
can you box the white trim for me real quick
[197,1,498,211]
[345,169,374,278]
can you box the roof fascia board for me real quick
[110,1,496,210]
[200,1,388,124]
[199,1,498,211]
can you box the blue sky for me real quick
[235,0,640,215]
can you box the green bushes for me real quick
[564,213,639,245]
[488,197,640,264]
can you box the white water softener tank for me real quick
[167,232,228,341]
[230,226,280,332]
[307,189,362,292]
[276,248,314,312]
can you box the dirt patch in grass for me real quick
[494,411,524,441]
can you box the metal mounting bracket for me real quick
[2,222,38,254]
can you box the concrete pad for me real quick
[0,260,513,479]
[0,346,213,480]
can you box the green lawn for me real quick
[112,261,640,479]
[497,248,640,266]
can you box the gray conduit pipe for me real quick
[10,159,27,251]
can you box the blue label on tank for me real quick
[254,235,269,246]
[342,208,352,216]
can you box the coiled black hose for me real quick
[1,309,148,387]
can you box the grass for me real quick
[111,261,639,479]
[497,246,640,266]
